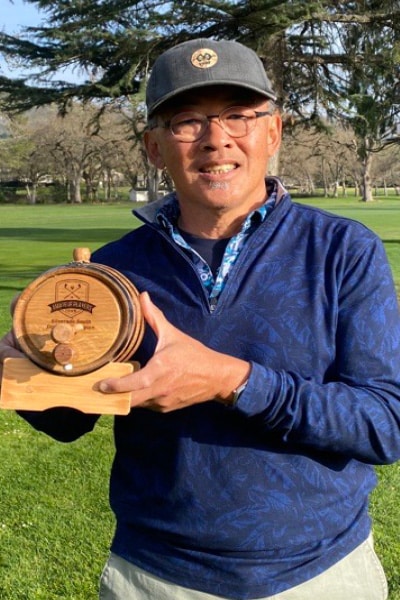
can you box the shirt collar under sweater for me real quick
[136,177,287,304]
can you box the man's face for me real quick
[144,86,282,224]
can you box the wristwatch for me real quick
[230,379,248,406]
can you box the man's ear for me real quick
[266,113,282,157]
[144,130,165,170]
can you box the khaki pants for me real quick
[99,535,388,600]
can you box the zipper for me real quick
[209,297,218,313]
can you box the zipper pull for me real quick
[210,297,218,312]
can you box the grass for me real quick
[294,196,400,297]
[0,203,141,332]
[0,198,399,599]
[0,413,115,599]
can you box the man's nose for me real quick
[200,117,232,147]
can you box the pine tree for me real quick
[1,0,399,200]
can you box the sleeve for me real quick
[17,408,100,442]
[235,236,400,465]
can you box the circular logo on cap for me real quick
[191,48,218,69]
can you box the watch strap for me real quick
[230,379,248,405]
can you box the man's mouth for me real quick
[200,163,237,174]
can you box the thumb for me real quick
[139,292,171,343]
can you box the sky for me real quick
[1,0,43,33]
[1,0,46,77]
[0,1,82,81]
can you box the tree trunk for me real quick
[26,183,37,205]
[306,173,315,195]
[147,166,161,202]
[320,158,329,197]
[358,136,375,202]
[268,152,280,176]
[70,176,82,203]
[361,152,374,202]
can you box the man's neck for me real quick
[177,197,268,239]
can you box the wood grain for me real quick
[0,358,140,415]
[13,254,144,376]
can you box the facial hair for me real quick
[208,181,229,190]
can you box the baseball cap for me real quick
[146,38,277,117]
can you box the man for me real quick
[1,38,399,600]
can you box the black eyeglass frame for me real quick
[150,106,273,142]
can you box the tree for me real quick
[0,101,151,203]
[339,13,400,201]
[1,1,399,201]
[280,121,358,195]
[280,1,400,200]
[0,1,339,111]
[0,1,346,116]
[0,111,55,203]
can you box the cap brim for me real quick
[148,81,277,116]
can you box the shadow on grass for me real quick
[0,227,132,243]
[0,281,42,295]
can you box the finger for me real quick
[0,330,24,360]
[98,370,152,396]
[0,347,25,360]
[0,331,26,380]
[98,361,167,410]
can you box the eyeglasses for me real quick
[157,106,272,142]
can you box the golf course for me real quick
[0,198,399,599]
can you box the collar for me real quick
[134,176,288,229]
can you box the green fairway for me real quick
[0,199,399,599]
[294,196,400,296]
[0,204,141,332]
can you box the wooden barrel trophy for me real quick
[0,248,144,415]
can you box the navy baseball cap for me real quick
[146,38,277,117]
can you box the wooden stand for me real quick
[0,358,139,415]
[1,249,144,415]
